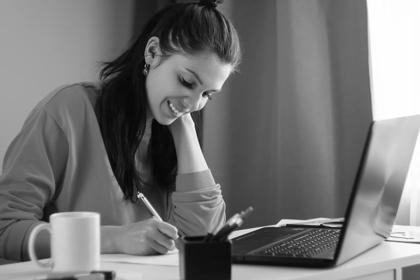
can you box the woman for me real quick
[0,0,241,261]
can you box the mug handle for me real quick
[28,223,53,269]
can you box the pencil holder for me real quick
[179,236,231,280]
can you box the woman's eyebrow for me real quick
[184,68,221,93]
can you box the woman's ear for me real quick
[144,36,162,68]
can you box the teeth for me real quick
[168,101,181,116]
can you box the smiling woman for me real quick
[145,48,232,125]
[0,0,241,261]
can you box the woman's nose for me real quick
[182,93,205,112]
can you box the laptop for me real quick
[231,115,420,267]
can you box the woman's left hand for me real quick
[169,114,196,143]
[169,114,208,178]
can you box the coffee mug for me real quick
[28,212,100,273]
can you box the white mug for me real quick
[28,212,100,273]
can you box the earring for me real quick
[143,63,150,76]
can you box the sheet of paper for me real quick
[387,225,420,243]
[276,217,344,228]
[101,249,179,266]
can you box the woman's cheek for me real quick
[196,99,208,111]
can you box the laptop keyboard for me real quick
[251,228,341,258]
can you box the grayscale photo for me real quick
[1,1,419,279]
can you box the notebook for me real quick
[231,115,420,267]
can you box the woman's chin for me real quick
[154,115,177,126]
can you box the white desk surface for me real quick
[2,229,420,280]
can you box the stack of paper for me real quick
[387,225,420,243]
[276,217,344,228]
[101,249,179,267]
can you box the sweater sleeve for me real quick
[167,169,226,236]
[0,108,68,261]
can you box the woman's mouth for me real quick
[167,100,182,117]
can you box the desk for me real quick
[2,233,420,279]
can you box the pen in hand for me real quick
[137,192,163,222]
[211,206,254,242]
[137,192,182,244]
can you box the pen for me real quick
[212,206,254,241]
[137,192,163,222]
[137,191,183,244]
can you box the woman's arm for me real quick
[0,106,178,258]
[0,108,67,261]
[169,114,208,182]
[168,114,226,235]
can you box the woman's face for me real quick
[145,50,232,125]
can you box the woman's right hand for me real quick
[101,218,178,255]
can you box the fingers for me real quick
[152,222,177,251]
[156,221,178,240]
[149,238,172,254]
[148,234,175,254]
[140,220,177,254]
[119,219,179,255]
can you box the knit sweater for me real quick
[0,83,225,261]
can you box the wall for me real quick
[0,0,137,170]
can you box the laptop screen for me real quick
[336,115,420,265]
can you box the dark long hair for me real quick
[96,2,241,201]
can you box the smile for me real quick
[167,100,182,117]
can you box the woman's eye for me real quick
[179,77,194,89]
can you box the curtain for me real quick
[204,0,372,227]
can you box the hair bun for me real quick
[199,0,223,8]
